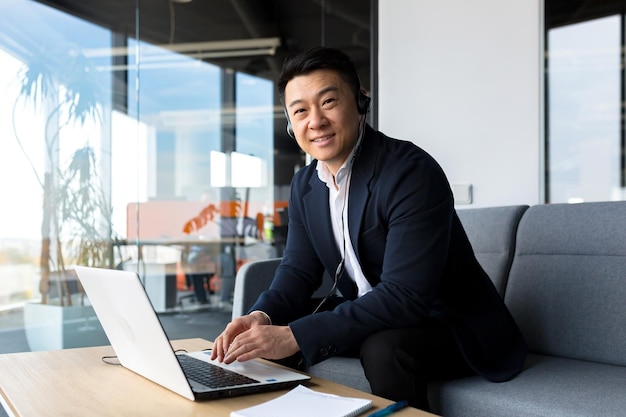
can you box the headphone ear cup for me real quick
[357,91,371,114]
[284,108,295,139]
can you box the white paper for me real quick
[230,385,372,417]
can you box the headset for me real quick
[285,88,371,139]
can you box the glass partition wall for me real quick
[0,0,373,353]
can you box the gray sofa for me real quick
[232,201,626,416]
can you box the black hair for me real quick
[277,47,362,106]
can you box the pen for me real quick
[367,400,409,417]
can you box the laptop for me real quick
[74,266,310,401]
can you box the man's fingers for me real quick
[210,335,225,361]
[224,333,248,362]
[211,316,254,361]
[225,348,261,364]
[211,329,236,362]
[214,322,300,364]
[224,325,298,363]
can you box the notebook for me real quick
[74,266,310,401]
[231,385,372,417]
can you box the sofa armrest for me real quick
[231,258,282,320]
[231,257,336,321]
[457,204,528,296]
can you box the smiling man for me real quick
[211,47,527,411]
[285,68,363,176]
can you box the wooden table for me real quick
[0,338,436,417]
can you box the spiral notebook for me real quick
[230,385,372,417]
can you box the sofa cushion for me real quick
[457,205,528,296]
[504,201,626,365]
[308,357,370,393]
[429,354,626,417]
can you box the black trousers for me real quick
[278,302,474,411]
[359,319,474,411]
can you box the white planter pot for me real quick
[23,302,109,351]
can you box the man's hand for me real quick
[211,312,267,362]
[223,325,299,364]
[210,312,299,364]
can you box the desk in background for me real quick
[0,338,435,417]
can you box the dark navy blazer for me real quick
[251,125,527,382]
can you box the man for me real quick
[211,47,527,410]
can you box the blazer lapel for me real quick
[347,126,377,261]
[302,163,358,300]
[302,171,343,268]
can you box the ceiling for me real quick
[547,0,626,28]
[36,0,373,84]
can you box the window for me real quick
[545,1,626,203]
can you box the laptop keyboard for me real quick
[177,354,260,388]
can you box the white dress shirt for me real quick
[316,144,373,298]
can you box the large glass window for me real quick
[1,0,118,353]
[0,0,373,353]
[545,1,626,203]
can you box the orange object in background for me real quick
[127,200,288,241]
